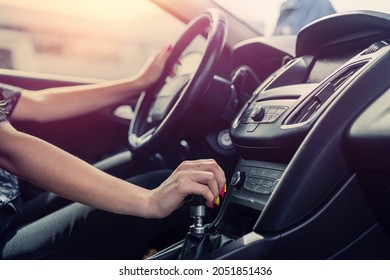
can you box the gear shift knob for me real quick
[189,195,207,235]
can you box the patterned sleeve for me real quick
[0,83,22,123]
[0,109,6,123]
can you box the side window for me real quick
[0,0,185,79]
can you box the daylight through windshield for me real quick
[213,0,390,36]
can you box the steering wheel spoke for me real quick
[129,127,156,148]
[148,74,191,122]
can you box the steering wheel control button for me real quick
[231,171,245,189]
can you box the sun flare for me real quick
[0,0,160,22]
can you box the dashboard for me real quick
[229,11,390,162]
[211,11,390,258]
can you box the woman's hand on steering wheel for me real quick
[135,44,174,90]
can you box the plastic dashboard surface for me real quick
[229,11,390,163]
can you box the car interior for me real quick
[1,0,390,259]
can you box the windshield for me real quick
[0,0,185,79]
[213,0,390,36]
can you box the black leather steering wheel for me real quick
[128,9,227,157]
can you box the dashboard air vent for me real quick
[285,62,366,125]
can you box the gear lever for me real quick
[189,195,207,236]
[178,185,227,259]
[178,195,210,260]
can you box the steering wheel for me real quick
[128,9,227,158]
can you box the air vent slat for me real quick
[285,62,367,125]
[287,97,320,124]
[299,100,320,123]
[331,65,361,90]
[315,83,334,103]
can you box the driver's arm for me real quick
[12,45,172,123]
[0,121,224,218]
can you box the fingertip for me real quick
[215,196,221,206]
[207,198,215,208]
[220,184,226,198]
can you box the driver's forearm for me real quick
[12,46,171,123]
[0,122,153,217]
[12,76,147,122]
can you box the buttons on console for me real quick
[250,106,266,122]
[241,104,289,132]
[240,167,283,196]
